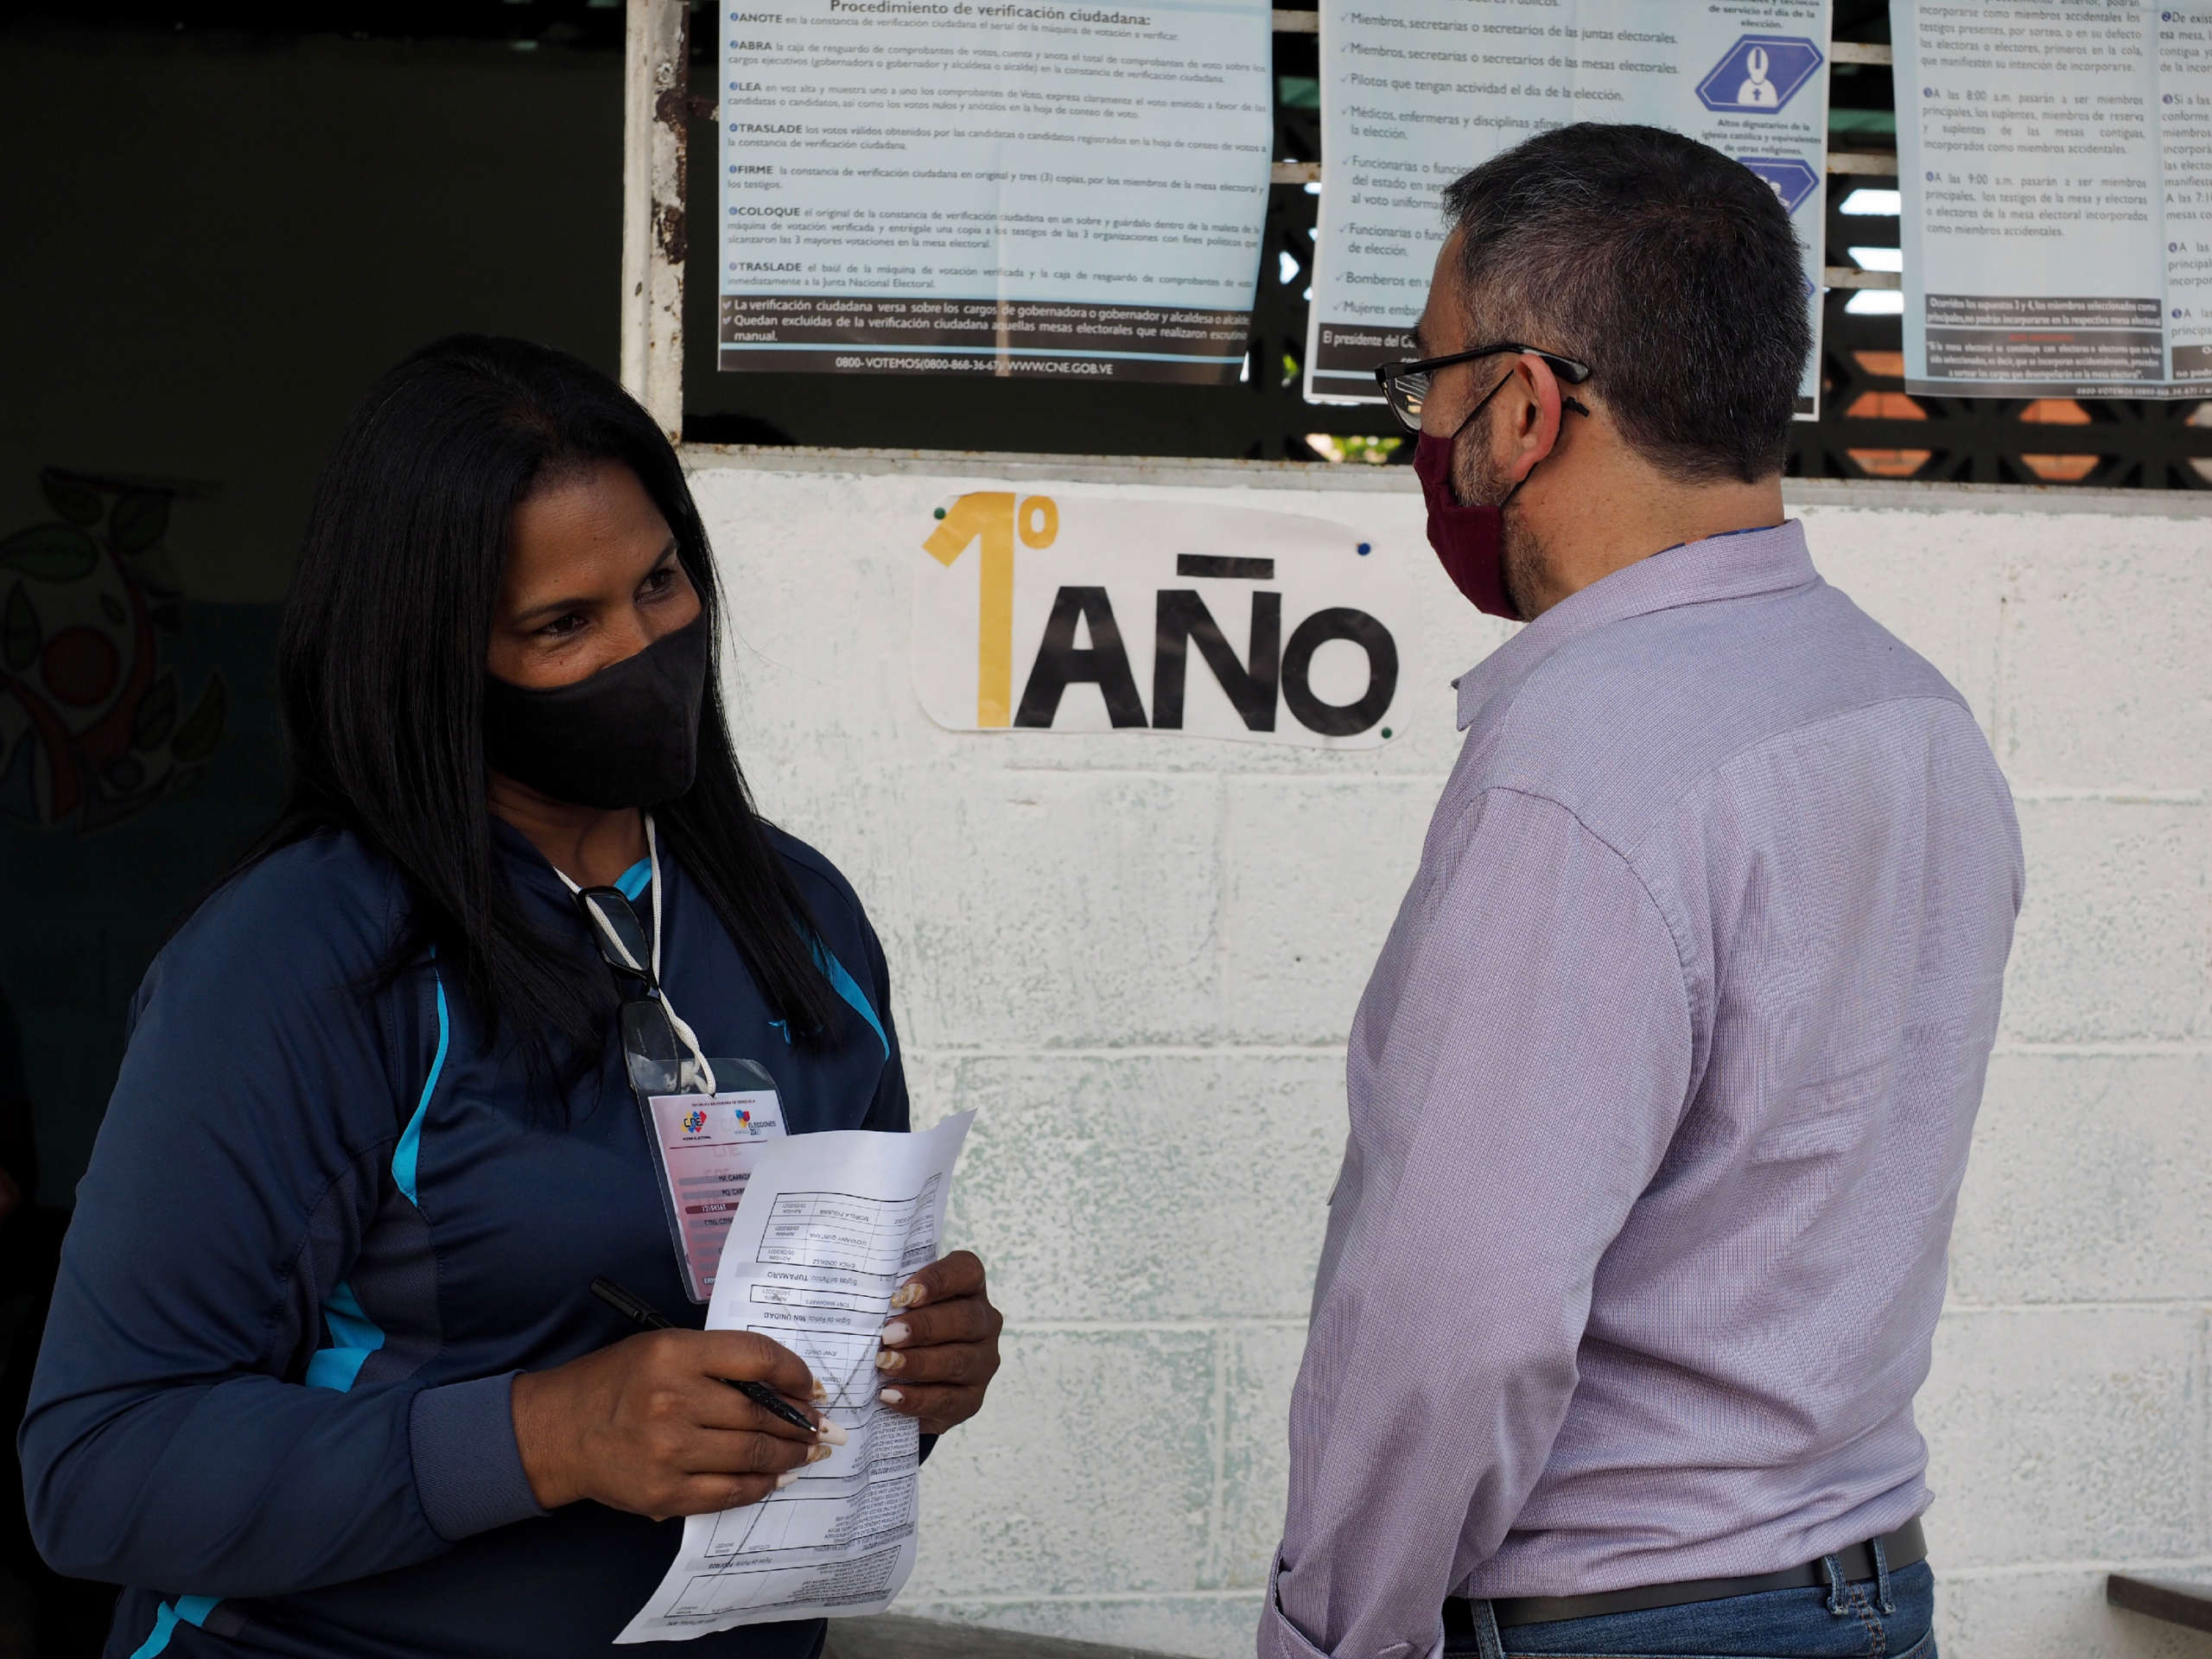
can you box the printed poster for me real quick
[1307,0,1833,416]
[718,0,1274,383]
[1892,1,2212,397]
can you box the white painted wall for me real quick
[691,455,2211,1659]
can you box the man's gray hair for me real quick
[1441,123,1812,484]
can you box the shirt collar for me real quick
[1452,518,1818,731]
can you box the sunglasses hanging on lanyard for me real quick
[565,814,788,1303]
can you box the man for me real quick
[1262,124,2021,1659]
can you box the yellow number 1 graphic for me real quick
[922,492,1058,727]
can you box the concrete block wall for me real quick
[691,459,2211,1659]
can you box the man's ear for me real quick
[1500,354,1567,487]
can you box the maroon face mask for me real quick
[1412,373,1586,620]
[1414,426,1516,619]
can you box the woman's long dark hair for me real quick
[236,334,839,1091]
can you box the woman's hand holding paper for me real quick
[874,1249,1004,1434]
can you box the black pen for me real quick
[589,1276,827,1436]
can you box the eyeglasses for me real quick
[574,885,706,1096]
[1372,341,1593,435]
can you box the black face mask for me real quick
[482,611,709,809]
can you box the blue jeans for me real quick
[1449,1560,1936,1659]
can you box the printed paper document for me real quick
[617,1113,974,1643]
[1306,0,1832,415]
[1894,1,2211,397]
[717,0,1274,383]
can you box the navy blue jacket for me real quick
[22,821,908,1659]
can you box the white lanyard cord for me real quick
[553,811,716,1093]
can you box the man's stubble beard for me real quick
[1448,399,1547,623]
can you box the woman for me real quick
[21,337,1002,1658]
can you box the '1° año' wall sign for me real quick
[912,493,1409,748]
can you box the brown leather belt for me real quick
[1446,1518,1928,1631]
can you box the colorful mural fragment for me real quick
[0,471,227,832]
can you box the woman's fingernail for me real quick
[810,1379,829,1402]
[890,1282,922,1309]
[875,1347,904,1372]
[880,1321,910,1345]
[879,1388,905,1407]
[817,1419,849,1446]
[775,1470,799,1490]
[806,1443,834,1464]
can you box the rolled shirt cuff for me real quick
[1261,1558,1430,1659]
[408,1371,546,1541]
[1262,1560,1334,1659]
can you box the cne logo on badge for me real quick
[914,492,1412,749]
[645,1088,786,1302]
[1696,36,1825,116]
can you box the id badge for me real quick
[639,1058,786,1303]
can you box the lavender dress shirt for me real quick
[1263,522,2023,1659]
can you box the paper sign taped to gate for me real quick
[912,493,1414,749]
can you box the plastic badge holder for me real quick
[629,1055,786,1303]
